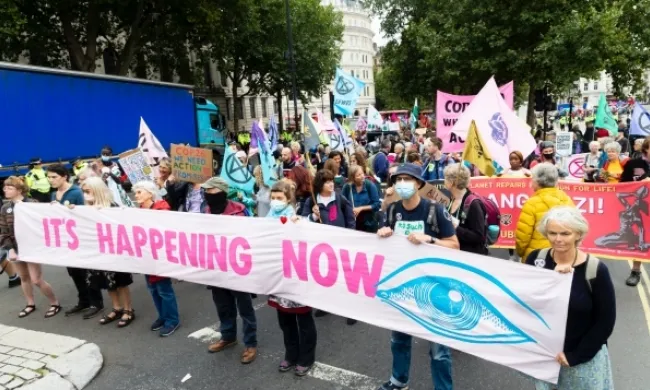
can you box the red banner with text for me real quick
[468,178,650,262]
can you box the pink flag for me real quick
[450,78,535,169]
[437,82,514,153]
[316,110,337,134]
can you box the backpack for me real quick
[387,200,440,236]
[461,193,501,246]
[536,249,600,292]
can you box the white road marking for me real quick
[187,301,267,343]
[308,362,381,390]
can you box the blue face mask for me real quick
[270,200,288,212]
[395,180,416,200]
[101,155,111,163]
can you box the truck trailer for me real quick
[0,62,226,176]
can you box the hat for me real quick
[29,157,42,164]
[390,163,426,189]
[201,177,229,193]
[595,129,610,138]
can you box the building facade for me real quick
[573,70,650,108]
[306,0,376,116]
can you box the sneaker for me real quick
[208,339,237,353]
[346,318,357,325]
[160,323,180,337]
[82,306,104,320]
[314,310,329,318]
[294,365,313,377]
[377,381,408,390]
[278,360,295,372]
[626,270,642,287]
[150,319,164,332]
[8,276,21,288]
[65,305,89,317]
[241,347,257,364]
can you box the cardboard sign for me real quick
[118,149,154,184]
[555,132,574,157]
[170,144,213,184]
[382,181,451,211]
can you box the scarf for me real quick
[266,204,296,219]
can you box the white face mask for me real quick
[270,199,288,212]
[83,193,95,204]
[395,180,416,200]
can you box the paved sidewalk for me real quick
[0,324,102,390]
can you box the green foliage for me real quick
[0,0,25,60]
[367,0,650,117]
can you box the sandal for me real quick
[99,308,123,325]
[44,305,61,318]
[117,309,135,328]
[19,305,36,318]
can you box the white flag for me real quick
[630,103,650,137]
[367,105,384,129]
[452,78,536,169]
[138,117,168,176]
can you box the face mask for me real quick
[395,180,416,200]
[270,200,288,212]
[205,192,228,214]
[101,155,111,163]
[543,153,554,159]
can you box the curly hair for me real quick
[3,176,29,195]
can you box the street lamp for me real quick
[568,82,579,131]
[284,0,300,134]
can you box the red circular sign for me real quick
[569,158,585,178]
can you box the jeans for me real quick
[390,331,453,390]
[211,287,257,347]
[277,310,317,366]
[67,267,103,308]
[146,277,180,328]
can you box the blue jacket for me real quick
[341,179,381,212]
[373,152,389,182]
[421,154,452,181]
[51,185,84,206]
[301,193,355,229]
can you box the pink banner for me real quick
[437,82,514,153]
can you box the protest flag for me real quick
[333,68,365,116]
[462,121,496,177]
[252,121,278,187]
[303,111,323,149]
[630,103,650,137]
[367,105,384,130]
[316,110,337,133]
[410,98,419,131]
[220,143,255,194]
[355,117,368,131]
[138,117,168,176]
[269,115,279,151]
[595,93,618,137]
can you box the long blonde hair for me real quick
[82,177,114,207]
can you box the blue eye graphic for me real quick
[376,257,549,345]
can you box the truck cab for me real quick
[195,96,226,173]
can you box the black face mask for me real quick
[543,153,555,160]
[205,192,228,214]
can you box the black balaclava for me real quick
[205,192,228,214]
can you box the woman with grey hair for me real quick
[525,206,616,390]
[632,138,645,159]
[597,141,628,183]
[443,163,488,254]
[515,163,574,260]
[582,141,602,182]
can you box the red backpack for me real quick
[462,193,501,246]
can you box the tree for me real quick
[366,0,650,127]
[0,0,25,61]
[242,0,344,131]
[374,65,410,110]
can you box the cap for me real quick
[29,157,42,165]
[595,129,610,138]
[201,177,229,193]
[390,163,426,188]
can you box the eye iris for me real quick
[414,280,481,331]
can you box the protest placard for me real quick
[170,144,213,184]
[118,149,154,184]
[555,132,574,157]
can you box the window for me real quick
[350,52,354,61]
[238,98,244,119]
[261,97,268,117]
[225,98,231,120]
[593,82,598,91]
[273,99,278,114]
[249,97,257,118]
[350,70,355,77]
[583,82,588,91]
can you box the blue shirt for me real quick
[341,179,381,212]
[385,198,456,239]
[421,154,453,181]
[373,152,389,182]
[51,185,84,206]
